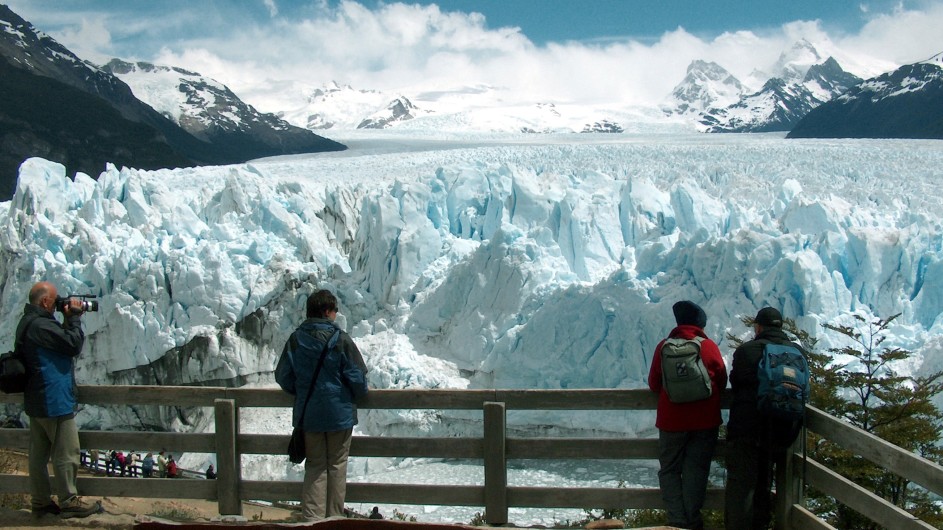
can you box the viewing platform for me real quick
[2,386,942,529]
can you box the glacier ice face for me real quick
[1,134,942,441]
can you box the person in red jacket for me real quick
[648,301,728,530]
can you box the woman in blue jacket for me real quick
[275,289,369,521]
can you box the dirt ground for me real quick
[1,451,681,529]
[1,449,300,529]
[1,496,300,529]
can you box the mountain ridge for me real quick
[788,54,943,139]
[695,54,862,133]
[100,58,344,156]
[0,4,346,201]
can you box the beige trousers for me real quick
[29,415,80,508]
[301,428,353,520]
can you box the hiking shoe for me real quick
[31,502,60,518]
[59,496,102,519]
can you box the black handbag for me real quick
[287,426,307,464]
[287,330,336,464]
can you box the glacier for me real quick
[1,130,942,522]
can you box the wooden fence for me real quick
[1,387,942,529]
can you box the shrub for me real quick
[148,501,201,521]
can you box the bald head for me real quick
[29,282,57,312]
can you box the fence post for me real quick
[215,398,242,516]
[774,434,801,530]
[484,401,507,525]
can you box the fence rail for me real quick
[2,387,942,529]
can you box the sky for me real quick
[5,0,943,111]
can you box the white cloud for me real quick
[843,2,943,64]
[13,0,943,112]
[41,15,114,64]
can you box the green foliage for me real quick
[568,506,723,529]
[391,508,418,522]
[805,313,943,529]
[467,511,487,526]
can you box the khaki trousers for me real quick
[302,428,353,520]
[29,415,80,507]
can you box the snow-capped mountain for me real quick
[276,82,420,130]
[788,52,943,139]
[278,81,653,134]
[357,96,419,129]
[771,39,825,83]
[0,5,127,109]
[0,4,345,201]
[0,4,192,199]
[665,60,746,116]
[101,58,343,157]
[700,56,861,133]
[580,119,624,133]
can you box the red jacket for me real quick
[648,324,728,432]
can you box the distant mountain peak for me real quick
[699,55,860,133]
[774,39,824,82]
[666,59,744,115]
[357,97,418,129]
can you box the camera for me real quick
[55,294,99,313]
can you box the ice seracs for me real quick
[2,133,941,399]
[1,132,941,523]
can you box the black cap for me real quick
[673,301,707,328]
[755,307,783,328]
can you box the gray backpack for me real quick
[660,336,712,403]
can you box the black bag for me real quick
[285,330,337,464]
[0,317,33,394]
[288,427,306,464]
[0,351,27,394]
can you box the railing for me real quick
[1,387,942,529]
[787,406,943,530]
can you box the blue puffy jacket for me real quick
[275,318,368,432]
[18,303,85,418]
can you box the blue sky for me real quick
[6,0,942,110]
[9,1,930,50]
[421,0,909,44]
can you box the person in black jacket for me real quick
[19,282,101,519]
[724,307,806,530]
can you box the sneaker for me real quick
[31,502,60,518]
[59,496,103,519]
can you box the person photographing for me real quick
[19,282,102,519]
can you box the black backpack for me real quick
[0,317,34,394]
